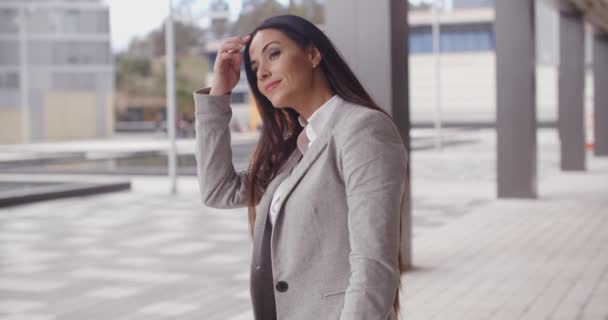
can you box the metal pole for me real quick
[432,0,443,150]
[18,6,31,144]
[165,0,178,194]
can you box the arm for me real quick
[194,87,249,209]
[339,111,408,320]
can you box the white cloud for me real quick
[104,0,292,53]
[105,0,170,52]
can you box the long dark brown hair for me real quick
[242,14,405,315]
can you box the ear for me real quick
[307,45,322,68]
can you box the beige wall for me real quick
[410,52,497,122]
[0,109,22,144]
[1,92,113,144]
[43,92,97,141]
[105,93,114,136]
[409,52,568,123]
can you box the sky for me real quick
[105,0,259,53]
[105,0,435,53]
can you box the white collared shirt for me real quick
[268,94,340,225]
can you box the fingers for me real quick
[214,35,251,71]
[222,35,251,46]
[219,35,251,54]
[219,42,245,55]
[215,52,241,72]
[221,35,250,45]
[219,35,251,52]
[217,52,237,63]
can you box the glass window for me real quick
[409,23,494,54]
[409,26,433,54]
[207,52,217,72]
[27,8,109,35]
[28,8,57,34]
[440,23,494,53]
[126,108,144,121]
[29,41,111,65]
[0,9,19,34]
[452,0,494,8]
[0,72,19,89]
[64,9,81,34]
[0,40,19,65]
[95,10,110,33]
[52,73,96,91]
[61,9,108,34]
[231,92,248,104]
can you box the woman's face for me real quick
[248,29,319,109]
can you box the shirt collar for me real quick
[297,94,340,145]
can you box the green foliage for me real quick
[287,0,324,25]
[232,0,325,35]
[115,9,209,117]
[115,54,160,96]
[149,20,204,56]
[410,1,433,11]
[115,55,151,83]
[233,0,286,36]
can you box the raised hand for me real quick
[209,35,251,96]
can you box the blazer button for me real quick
[275,281,288,292]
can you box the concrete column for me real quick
[325,0,412,268]
[495,0,537,198]
[558,11,586,170]
[593,34,608,156]
[96,73,106,138]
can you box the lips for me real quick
[264,80,281,94]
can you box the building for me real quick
[408,0,594,127]
[451,0,494,9]
[408,5,497,125]
[0,0,113,144]
[202,0,594,129]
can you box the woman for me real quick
[194,15,408,320]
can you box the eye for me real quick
[269,50,280,60]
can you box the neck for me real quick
[293,73,334,120]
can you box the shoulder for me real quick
[333,101,408,176]
[333,101,402,145]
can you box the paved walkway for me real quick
[0,129,606,319]
[401,156,608,320]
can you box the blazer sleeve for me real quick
[193,87,249,209]
[338,110,408,320]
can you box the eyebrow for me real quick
[251,41,280,67]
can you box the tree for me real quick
[233,0,286,35]
[149,20,204,57]
[410,1,433,11]
[287,0,324,25]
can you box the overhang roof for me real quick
[546,0,608,34]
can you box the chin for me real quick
[272,103,290,109]
[268,94,290,109]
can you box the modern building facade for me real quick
[409,0,595,127]
[408,5,498,125]
[202,0,589,130]
[0,0,113,144]
[452,0,494,9]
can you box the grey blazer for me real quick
[194,88,408,320]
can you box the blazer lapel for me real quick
[271,100,356,228]
[256,150,302,225]
[252,150,302,264]
[270,132,329,224]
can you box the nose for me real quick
[257,66,270,82]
